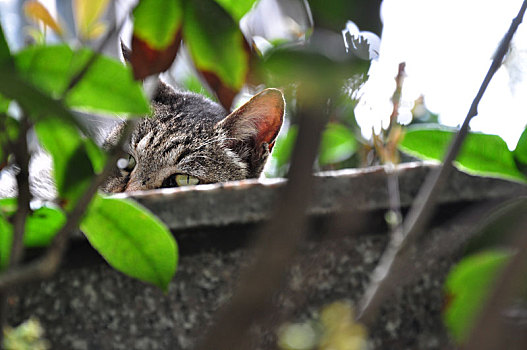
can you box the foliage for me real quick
[399,125,527,183]
[0,3,176,290]
[443,250,511,343]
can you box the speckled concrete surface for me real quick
[7,164,526,349]
[9,224,457,350]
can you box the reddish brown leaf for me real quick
[130,30,182,80]
[199,70,238,110]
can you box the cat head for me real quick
[102,83,284,193]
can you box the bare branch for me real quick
[357,0,527,325]
[195,99,329,350]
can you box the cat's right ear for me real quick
[216,89,284,177]
[217,89,285,151]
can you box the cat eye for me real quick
[161,174,200,188]
[117,154,136,172]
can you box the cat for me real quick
[102,82,284,193]
[0,82,284,199]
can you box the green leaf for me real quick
[183,0,249,90]
[133,0,182,50]
[81,195,178,291]
[182,75,215,101]
[24,206,66,247]
[0,95,10,113]
[15,45,149,115]
[35,117,94,204]
[514,127,527,165]
[214,0,258,21]
[319,123,357,165]
[399,126,527,183]
[0,199,66,268]
[270,125,297,176]
[443,250,511,343]
[0,67,80,126]
[0,24,13,68]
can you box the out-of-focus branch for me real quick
[357,0,527,325]
[195,97,329,350]
[9,115,31,266]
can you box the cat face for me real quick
[101,83,284,193]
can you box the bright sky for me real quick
[355,0,527,149]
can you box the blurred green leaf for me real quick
[35,117,94,205]
[0,199,65,268]
[270,125,297,176]
[0,67,79,126]
[24,206,66,247]
[214,0,258,21]
[0,199,13,269]
[15,45,149,115]
[261,49,369,103]
[399,126,527,183]
[84,137,106,174]
[81,195,178,291]
[0,95,10,113]
[182,75,215,101]
[319,123,357,166]
[514,127,527,167]
[183,0,248,91]
[443,250,511,343]
[0,24,13,68]
[133,0,182,50]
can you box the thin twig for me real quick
[357,0,527,325]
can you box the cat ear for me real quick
[217,88,284,150]
[121,40,132,64]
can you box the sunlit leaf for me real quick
[74,0,110,40]
[443,250,511,343]
[15,45,150,115]
[214,0,259,21]
[399,126,527,183]
[319,123,357,165]
[183,0,249,108]
[133,0,182,50]
[35,117,94,205]
[81,195,178,291]
[23,0,63,36]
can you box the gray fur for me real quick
[102,83,284,193]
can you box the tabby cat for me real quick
[101,81,284,193]
[0,82,284,199]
